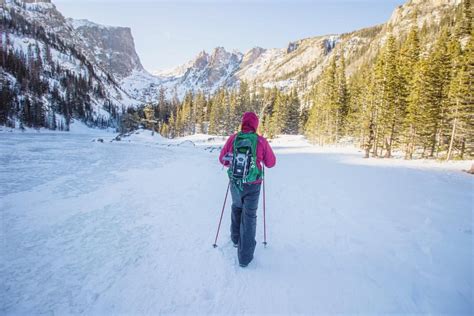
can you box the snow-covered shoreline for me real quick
[117,131,474,173]
[2,126,472,173]
[0,121,116,135]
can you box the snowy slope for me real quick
[1,132,472,314]
[119,69,164,103]
[236,35,339,89]
[152,59,195,78]
[2,0,140,122]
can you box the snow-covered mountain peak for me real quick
[19,0,55,12]
[69,18,117,31]
[209,47,242,67]
[212,46,227,55]
[68,17,144,80]
[192,50,210,68]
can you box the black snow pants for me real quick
[230,182,261,265]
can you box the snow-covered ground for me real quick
[0,131,472,315]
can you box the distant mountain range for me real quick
[1,0,461,125]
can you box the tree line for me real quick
[119,83,304,138]
[305,0,473,160]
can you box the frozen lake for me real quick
[1,130,472,315]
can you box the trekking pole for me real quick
[213,181,231,248]
[263,165,267,247]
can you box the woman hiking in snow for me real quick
[219,112,276,267]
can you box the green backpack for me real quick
[227,132,262,189]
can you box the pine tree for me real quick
[178,91,194,135]
[51,111,57,130]
[400,27,421,159]
[160,122,170,138]
[335,53,349,139]
[403,57,429,159]
[362,67,378,158]
[236,81,250,115]
[447,31,474,159]
[298,106,309,135]
[399,26,420,104]
[458,0,472,38]
[347,65,372,152]
[424,29,452,157]
[194,91,206,133]
[168,111,176,138]
[285,89,300,134]
[208,89,226,135]
[224,90,237,135]
[378,35,403,158]
[268,91,287,137]
[305,56,338,144]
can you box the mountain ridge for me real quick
[138,0,460,97]
[1,0,463,130]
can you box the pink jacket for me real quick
[219,112,276,183]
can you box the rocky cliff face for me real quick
[22,0,51,3]
[388,0,460,30]
[1,0,139,125]
[70,19,144,80]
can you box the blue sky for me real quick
[54,0,404,72]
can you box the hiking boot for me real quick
[239,263,248,268]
